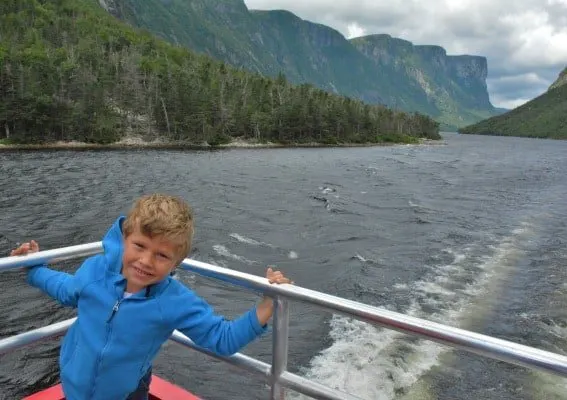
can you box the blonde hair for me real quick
[123,193,194,259]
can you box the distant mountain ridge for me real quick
[97,0,501,130]
[350,34,496,129]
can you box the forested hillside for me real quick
[0,0,440,146]
[459,82,567,139]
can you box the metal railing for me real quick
[2,242,567,400]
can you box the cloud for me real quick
[244,0,567,109]
[346,23,366,39]
[488,73,551,109]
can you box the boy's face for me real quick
[121,228,183,293]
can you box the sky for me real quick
[243,0,567,109]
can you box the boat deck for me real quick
[23,375,201,400]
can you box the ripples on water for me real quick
[1,134,567,400]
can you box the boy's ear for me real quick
[176,250,189,266]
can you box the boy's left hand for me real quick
[266,266,293,285]
[256,267,293,325]
[10,240,40,256]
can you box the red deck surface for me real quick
[23,375,201,400]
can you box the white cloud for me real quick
[487,73,550,108]
[491,97,533,110]
[244,0,567,109]
[346,23,366,39]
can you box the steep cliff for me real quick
[98,0,499,129]
[249,11,404,105]
[351,34,496,129]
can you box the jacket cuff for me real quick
[249,306,268,336]
[26,263,48,285]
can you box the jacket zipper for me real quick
[107,299,123,322]
[90,298,124,397]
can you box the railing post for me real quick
[270,297,290,400]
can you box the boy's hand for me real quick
[10,240,40,256]
[256,266,293,326]
[266,266,293,285]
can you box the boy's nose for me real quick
[139,252,153,267]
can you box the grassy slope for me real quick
[459,84,567,139]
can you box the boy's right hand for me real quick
[10,240,40,256]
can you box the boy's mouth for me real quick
[132,265,154,278]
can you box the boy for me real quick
[11,193,291,400]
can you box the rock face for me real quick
[549,67,567,91]
[351,35,495,128]
[100,0,500,129]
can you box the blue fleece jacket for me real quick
[27,216,267,400]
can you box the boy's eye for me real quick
[134,243,144,249]
[158,253,170,260]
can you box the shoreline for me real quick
[0,138,445,151]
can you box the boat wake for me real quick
[288,223,535,399]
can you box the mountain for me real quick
[458,67,567,139]
[350,34,498,130]
[97,0,499,130]
[549,67,567,91]
[0,0,440,146]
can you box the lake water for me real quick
[1,133,566,399]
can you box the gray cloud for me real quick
[244,0,567,109]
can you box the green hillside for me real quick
[459,83,567,139]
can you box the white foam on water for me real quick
[353,253,380,264]
[207,258,228,268]
[289,224,534,400]
[229,233,277,248]
[229,232,298,261]
[212,244,258,265]
[320,187,336,194]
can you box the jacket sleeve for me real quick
[26,255,103,308]
[169,288,268,356]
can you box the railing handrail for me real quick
[3,243,567,399]
[0,317,356,400]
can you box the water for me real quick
[1,133,566,399]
